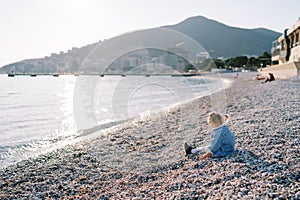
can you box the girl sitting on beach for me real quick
[185,112,235,160]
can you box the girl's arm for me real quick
[207,131,223,156]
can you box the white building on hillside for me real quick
[267,18,300,77]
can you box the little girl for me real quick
[185,112,235,160]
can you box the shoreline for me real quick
[1,72,299,199]
[70,74,235,173]
[0,74,229,170]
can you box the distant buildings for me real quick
[266,18,300,77]
[271,19,300,65]
[109,48,195,73]
[196,51,210,61]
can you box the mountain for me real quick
[0,16,281,74]
[163,16,280,58]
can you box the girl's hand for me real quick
[200,152,212,160]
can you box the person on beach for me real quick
[264,73,275,83]
[184,112,235,160]
[235,73,239,79]
[256,74,265,81]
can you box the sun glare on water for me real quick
[57,75,77,137]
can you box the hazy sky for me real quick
[0,0,299,67]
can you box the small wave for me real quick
[76,118,133,138]
[0,131,79,169]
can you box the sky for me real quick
[0,0,299,67]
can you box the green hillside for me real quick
[163,16,280,58]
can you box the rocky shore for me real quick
[0,73,299,199]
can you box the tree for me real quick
[246,57,259,70]
[258,51,271,67]
[213,59,225,69]
[235,56,248,68]
[225,56,247,68]
[260,51,271,58]
[225,58,235,68]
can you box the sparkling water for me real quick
[0,74,228,168]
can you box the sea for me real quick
[0,74,229,168]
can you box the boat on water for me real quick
[171,73,197,77]
[8,70,15,77]
[268,18,300,77]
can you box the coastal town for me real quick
[0,2,299,199]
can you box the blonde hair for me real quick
[207,112,230,126]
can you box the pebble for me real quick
[0,73,299,199]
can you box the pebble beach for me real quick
[0,73,299,199]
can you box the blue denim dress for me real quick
[208,125,235,157]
